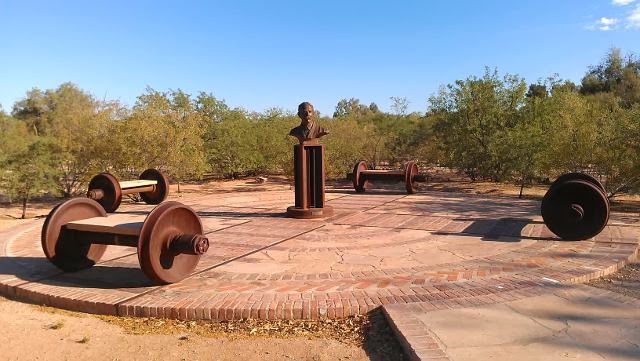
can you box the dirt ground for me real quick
[0,296,405,361]
[0,173,638,361]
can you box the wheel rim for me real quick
[541,179,609,241]
[550,173,605,193]
[352,161,368,193]
[405,161,418,194]
[138,202,203,284]
[87,173,122,212]
[139,168,170,205]
[41,198,107,271]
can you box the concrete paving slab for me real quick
[384,284,640,361]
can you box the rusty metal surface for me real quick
[41,198,207,284]
[41,198,108,272]
[87,169,169,212]
[288,143,333,218]
[549,172,605,193]
[169,234,209,255]
[139,168,170,205]
[87,172,122,213]
[306,145,325,208]
[286,205,334,219]
[138,202,205,284]
[352,160,368,193]
[123,184,156,194]
[413,174,427,182]
[541,177,609,241]
[351,161,421,194]
[404,161,418,194]
[293,143,308,209]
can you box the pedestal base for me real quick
[286,206,334,219]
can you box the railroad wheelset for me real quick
[351,161,425,194]
[87,168,170,213]
[41,198,208,284]
[541,173,609,241]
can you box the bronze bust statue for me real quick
[289,102,328,143]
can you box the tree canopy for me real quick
[1,47,639,207]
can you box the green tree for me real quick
[206,108,261,178]
[526,84,548,99]
[411,113,443,166]
[499,90,550,197]
[254,112,296,176]
[117,88,208,191]
[1,138,61,218]
[390,96,409,116]
[165,89,208,191]
[11,88,49,136]
[543,86,598,175]
[581,48,625,95]
[12,83,112,196]
[616,65,640,107]
[581,48,640,108]
[195,92,230,123]
[367,112,421,166]
[428,67,527,181]
[587,94,640,197]
[0,114,30,202]
[0,113,29,166]
[333,98,374,118]
[82,100,130,175]
[322,119,375,178]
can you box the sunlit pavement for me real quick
[1,188,638,360]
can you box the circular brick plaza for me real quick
[1,188,638,320]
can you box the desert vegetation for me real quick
[1,48,639,217]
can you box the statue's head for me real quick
[297,102,314,124]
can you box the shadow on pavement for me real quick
[362,308,408,361]
[0,256,156,289]
[432,218,554,242]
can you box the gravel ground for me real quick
[587,262,640,299]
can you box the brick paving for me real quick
[0,189,638,325]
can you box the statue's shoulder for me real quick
[307,122,326,139]
[289,124,301,134]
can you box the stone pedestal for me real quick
[286,142,333,219]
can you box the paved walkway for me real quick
[1,188,638,360]
[385,284,640,360]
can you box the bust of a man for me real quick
[289,102,328,143]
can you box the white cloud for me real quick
[627,5,640,27]
[599,16,619,25]
[588,3,640,31]
[592,17,619,30]
[612,0,635,6]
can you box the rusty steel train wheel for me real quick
[404,161,418,194]
[352,161,368,193]
[137,202,204,284]
[87,172,122,213]
[139,168,170,205]
[541,179,609,241]
[549,172,605,194]
[41,198,108,272]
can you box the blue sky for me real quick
[1,1,639,116]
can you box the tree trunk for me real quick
[519,181,525,199]
[177,180,181,194]
[21,196,28,219]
